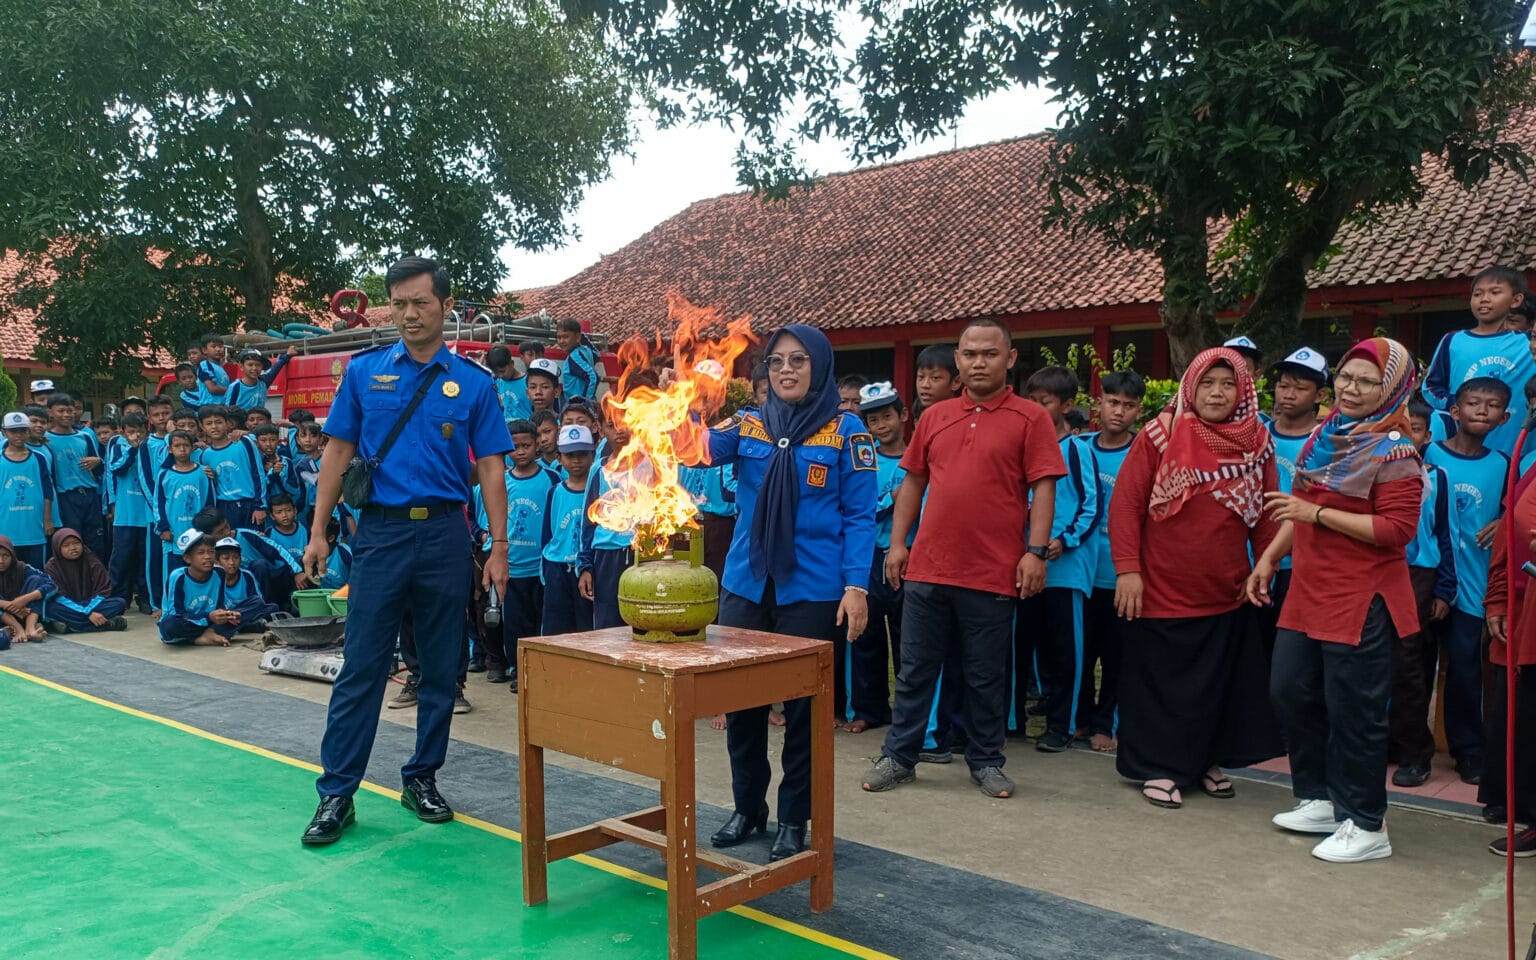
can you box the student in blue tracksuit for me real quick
[171,364,202,414]
[195,406,267,529]
[1022,366,1099,753]
[105,412,155,611]
[703,324,877,863]
[487,345,532,423]
[1260,347,1330,651]
[1422,266,1534,457]
[1424,376,1512,784]
[0,411,55,569]
[152,430,215,610]
[555,319,603,401]
[541,424,597,635]
[473,420,558,688]
[42,528,127,633]
[252,424,304,509]
[214,538,281,628]
[1080,370,1144,751]
[1392,399,1459,786]
[845,381,911,730]
[192,506,304,613]
[579,421,639,631]
[45,393,106,559]
[195,333,232,408]
[225,346,297,411]
[159,529,237,646]
[0,534,54,642]
[264,494,310,566]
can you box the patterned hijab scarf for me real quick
[1145,346,1273,525]
[1295,337,1421,498]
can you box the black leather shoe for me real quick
[401,777,454,823]
[710,807,768,847]
[768,822,806,862]
[301,795,355,846]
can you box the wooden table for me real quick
[518,625,835,960]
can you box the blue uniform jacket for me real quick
[196,358,231,407]
[323,343,512,507]
[1088,433,1134,591]
[163,567,224,624]
[155,465,215,537]
[225,354,291,411]
[1424,442,1508,618]
[1043,434,1099,593]
[1405,462,1457,607]
[474,467,560,579]
[0,449,55,547]
[1268,425,1316,572]
[706,410,878,605]
[562,340,602,401]
[197,437,266,506]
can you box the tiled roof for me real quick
[532,107,1536,340]
[0,251,44,363]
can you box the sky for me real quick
[499,84,1060,292]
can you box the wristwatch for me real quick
[1025,544,1050,560]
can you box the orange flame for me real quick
[588,292,757,555]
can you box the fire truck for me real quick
[235,300,617,420]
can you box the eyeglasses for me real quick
[1334,372,1384,391]
[766,352,811,372]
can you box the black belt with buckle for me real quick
[360,502,463,521]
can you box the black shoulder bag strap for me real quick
[369,364,443,469]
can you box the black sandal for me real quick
[1201,773,1235,799]
[1141,783,1182,809]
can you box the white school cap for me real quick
[2,412,29,430]
[1222,336,1262,358]
[29,379,54,393]
[557,424,597,453]
[526,358,562,381]
[176,528,212,554]
[215,537,242,551]
[1272,346,1329,384]
[857,381,902,413]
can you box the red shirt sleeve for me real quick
[1367,475,1423,549]
[1022,406,1067,483]
[1489,523,1510,619]
[1110,432,1156,576]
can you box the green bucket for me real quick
[292,589,335,618]
[328,594,348,616]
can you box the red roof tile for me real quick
[0,251,44,363]
[532,107,1536,340]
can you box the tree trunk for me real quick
[234,175,274,324]
[1157,199,1219,373]
[1238,179,1374,353]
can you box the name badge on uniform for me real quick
[442,380,460,398]
[807,464,827,487]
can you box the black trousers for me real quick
[1390,566,1440,768]
[1272,597,1395,833]
[1016,587,1084,738]
[1077,587,1123,738]
[590,546,633,630]
[400,611,469,686]
[882,580,1016,772]
[718,583,839,826]
[1478,664,1536,822]
[849,546,902,726]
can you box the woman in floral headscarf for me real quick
[1249,337,1424,864]
[1110,347,1284,810]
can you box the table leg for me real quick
[809,645,834,912]
[663,674,698,960]
[519,646,548,906]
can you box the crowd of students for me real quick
[10,265,1536,865]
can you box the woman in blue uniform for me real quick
[705,324,878,861]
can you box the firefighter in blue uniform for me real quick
[301,257,512,846]
[704,323,877,861]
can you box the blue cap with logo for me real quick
[1272,346,1329,385]
[556,423,597,453]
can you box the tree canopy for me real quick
[0,0,632,388]
[568,0,1531,367]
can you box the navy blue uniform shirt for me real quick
[323,343,512,507]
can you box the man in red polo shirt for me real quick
[862,318,1065,799]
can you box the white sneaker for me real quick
[1311,819,1392,863]
[1272,799,1337,834]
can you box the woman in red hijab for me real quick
[1110,346,1283,809]
[1250,337,1423,864]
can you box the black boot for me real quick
[768,822,806,861]
[709,807,768,847]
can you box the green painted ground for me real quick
[2,670,857,960]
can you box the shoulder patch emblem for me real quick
[850,433,877,471]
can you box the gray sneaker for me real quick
[387,679,419,709]
[453,690,473,715]
[970,766,1015,798]
[862,756,916,792]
